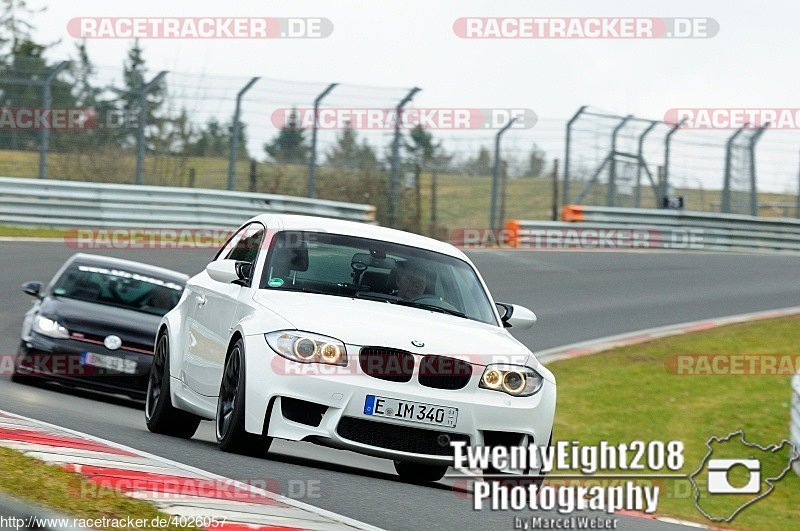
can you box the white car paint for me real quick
[160,214,556,466]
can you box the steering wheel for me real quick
[411,295,460,312]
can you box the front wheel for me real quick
[216,338,271,457]
[11,343,35,385]
[394,460,448,483]
[145,332,201,438]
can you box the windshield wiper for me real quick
[388,299,469,319]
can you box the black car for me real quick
[14,253,188,400]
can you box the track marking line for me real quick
[0,409,381,531]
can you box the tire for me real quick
[11,343,35,385]
[216,338,271,457]
[145,331,201,438]
[483,434,552,488]
[393,460,448,483]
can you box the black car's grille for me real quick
[69,331,154,354]
[359,347,415,382]
[337,417,470,456]
[418,355,473,390]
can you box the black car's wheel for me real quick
[393,460,448,483]
[10,342,34,385]
[216,338,271,457]
[145,331,201,438]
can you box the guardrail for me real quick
[503,205,800,252]
[0,177,376,229]
[793,374,800,476]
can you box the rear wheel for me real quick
[393,460,448,483]
[216,338,271,457]
[145,332,201,438]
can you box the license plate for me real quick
[364,395,457,428]
[81,352,137,374]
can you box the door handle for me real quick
[195,295,206,307]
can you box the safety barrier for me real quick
[503,205,800,252]
[0,177,376,229]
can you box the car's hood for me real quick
[39,296,162,349]
[252,290,537,368]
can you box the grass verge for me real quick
[0,226,68,238]
[0,446,199,530]
[549,315,800,530]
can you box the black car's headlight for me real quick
[265,331,347,366]
[479,365,544,396]
[32,315,70,339]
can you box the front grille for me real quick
[418,355,473,390]
[337,417,470,456]
[359,347,415,382]
[70,331,154,354]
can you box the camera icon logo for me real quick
[707,458,761,494]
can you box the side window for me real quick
[227,227,264,264]
[215,224,264,263]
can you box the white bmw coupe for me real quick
[146,214,556,482]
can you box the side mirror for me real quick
[496,302,537,330]
[206,260,251,284]
[22,281,43,298]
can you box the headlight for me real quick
[33,315,70,339]
[265,331,347,366]
[479,365,543,396]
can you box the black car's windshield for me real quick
[51,263,184,316]
[260,231,497,325]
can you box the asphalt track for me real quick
[1,242,799,530]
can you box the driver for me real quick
[395,262,427,300]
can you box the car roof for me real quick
[68,253,190,284]
[251,214,469,261]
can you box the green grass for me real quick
[548,316,800,530]
[0,446,200,531]
[0,226,68,238]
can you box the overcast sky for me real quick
[27,0,800,193]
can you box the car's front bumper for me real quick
[15,333,153,400]
[243,334,556,466]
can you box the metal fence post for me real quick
[562,105,587,205]
[135,71,167,185]
[748,123,769,217]
[551,158,560,221]
[634,121,658,207]
[389,87,421,227]
[662,118,687,207]
[227,77,259,191]
[721,124,749,213]
[308,82,338,198]
[490,117,517,230]
[607,115,632,207]
[38,61,69,179]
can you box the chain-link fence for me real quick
[563,106,798,217]
[2,56,800,237]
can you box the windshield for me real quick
[260,231,497,325]
[51,263,184,316]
